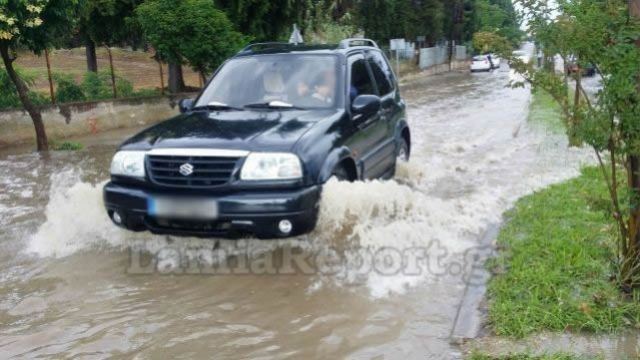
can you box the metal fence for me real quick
[419,44,467,69]
[10,47,203,107]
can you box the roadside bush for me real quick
[51,141,84,151]
[53,73,85,103]
[0,68,50,110]
[81,71,134,100]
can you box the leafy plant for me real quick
[81,71,133,100]
[0,67,49,110]
[52,141,83,151]
[53,73,85,103]
[504,0,640,289]
[136,0,247,77]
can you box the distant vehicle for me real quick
[103,38,411,239]
[567,59,596,77]
[489,54,501,69]
[470,55,492,72]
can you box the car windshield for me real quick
[472,56,487,61]
[195,54,340,110]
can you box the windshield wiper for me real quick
[192,101,243,111]
[243,100,305,110]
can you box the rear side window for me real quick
[349,55,376,101]
[367,51,394,95]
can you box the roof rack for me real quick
[237,42,294,55]
[338,38,379,49]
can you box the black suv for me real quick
[103,38,411,238]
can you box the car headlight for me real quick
[110,151,147,178]
[240,152,303,180]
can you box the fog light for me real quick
[278,219,293,234]
[113,211,123,225]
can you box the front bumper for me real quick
[103,182,321,238]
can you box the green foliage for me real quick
[136,0,247,74]
[53,73,85,103]
[0,0,78,53]
[78,0,142,47]
[51,141,83,151]
[215,0,294,42]
[475,0,523,46]
[527,89,564,134]
[81,71,133,100]
[472,31,512,54]
[487,167,640,337]
[0,67,49,109]
[303,4,357,43]
[510,0,640,288]
[355,0,519,46]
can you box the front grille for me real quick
[147,155,242,188]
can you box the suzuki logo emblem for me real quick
[179,163,194,176]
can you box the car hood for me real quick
[121,109,340,152]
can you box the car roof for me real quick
[234,39,382,58]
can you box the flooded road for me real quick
[0,57,591,359]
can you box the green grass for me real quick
[51,141,84,151]
[468,354,591,360]
[486,166,640,337]
[527,89,565,134]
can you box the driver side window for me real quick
[349,54,376,101]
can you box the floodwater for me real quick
[0,46,593,359]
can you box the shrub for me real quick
[52,141,84,151]
[53,73,85,103]
[81,71,134,101]
[0,68,50,110]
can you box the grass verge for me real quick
[485,166,640,337]
[527,89,565,133]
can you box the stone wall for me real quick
[0,94,196,148]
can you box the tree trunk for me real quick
[0,44,48,151]
[629,0,640,250]
[85,38,98,73]
[168,62,185,93]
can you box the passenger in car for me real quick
[310,70,336,105]
[262,71,287,102]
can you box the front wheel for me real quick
[397,138,410,163]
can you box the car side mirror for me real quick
[178,98,194,113]
[351,95,381,121]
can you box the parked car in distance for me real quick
[489,54,501,69]
[103,38,411,239]
[470,55,492,72]
[567,61,596,77]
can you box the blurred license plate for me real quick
[149,197,218,220]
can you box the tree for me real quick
[136,0,246,88]
[0,0,77,151]
[472,31,511,54]
[216,0,294,41]
[77,0,142,72]
[508,0,640,289]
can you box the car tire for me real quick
[397,138,410,163]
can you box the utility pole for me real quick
[448,0,463,70]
